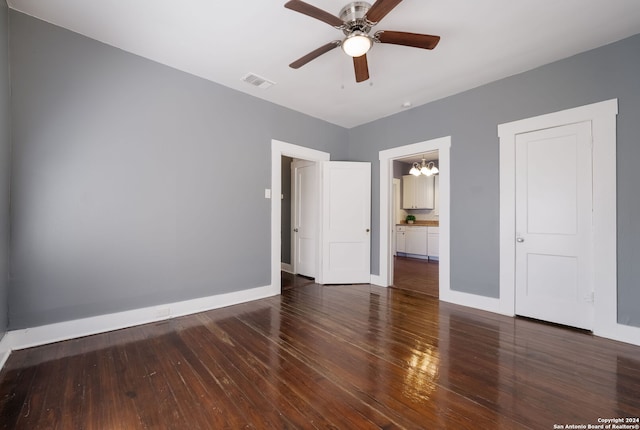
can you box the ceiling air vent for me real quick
[241,73,275,89]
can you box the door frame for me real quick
[377,136,451,301]
[498,99,630,342]
[271,140,330,294]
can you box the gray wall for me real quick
[392,160,407,180]
[6,10,640,330]
[0,1,10,338]
[348,33,640,328]
[8,11,348,329]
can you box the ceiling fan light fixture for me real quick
[342,32,372,57]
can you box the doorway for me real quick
[498,99,620,339]
[281,156,319,290]
[272,140,372,292]
[392,152,440,297]
[377,136,451,300]
[271,140,329,294]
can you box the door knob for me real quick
[516,237,525,243]
[366,229,370,232]
[293,228,299,232]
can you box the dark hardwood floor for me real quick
[1,282,639,429]
[281,271,315,291]
[393,256,439,297]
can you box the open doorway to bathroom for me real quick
[392,152,440,298]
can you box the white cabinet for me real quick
[427,227,439,259]
[406,226,428,255]
[402,175,416,209]
[396,225,438,259]
[402,175,435,209]
[415,176,434,209]
[397,225,427,258]
[396,226,406,253]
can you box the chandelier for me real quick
[409,158,439,177]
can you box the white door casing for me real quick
[292,160,317,278]
[319,161,371,284]
[514,122,594,330]
[271,140,329,293]
[498,100,640,347]
[378,138,453,307]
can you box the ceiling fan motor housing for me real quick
[339,1,373,35]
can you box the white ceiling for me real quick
[7,0,640,128]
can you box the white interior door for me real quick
[292,160,317,278]
[319,161,371,284]
[515,121,594,330]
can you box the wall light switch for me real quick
[265,189,271,199]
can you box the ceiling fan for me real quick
[284,0,441,83]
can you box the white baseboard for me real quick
[595,322,640,347]
[439,288,502,315]
[3,284,277,353]
[0,334,11,370]
[441,288,640,347]
[369,274,388,287]
[280,263,293,274]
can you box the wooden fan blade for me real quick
[353,54,370,83]
[376,31,440,50]
[365,0,403,23]
[289,41,341,69]
[284,0,344,27]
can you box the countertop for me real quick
[397,220,439,227]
